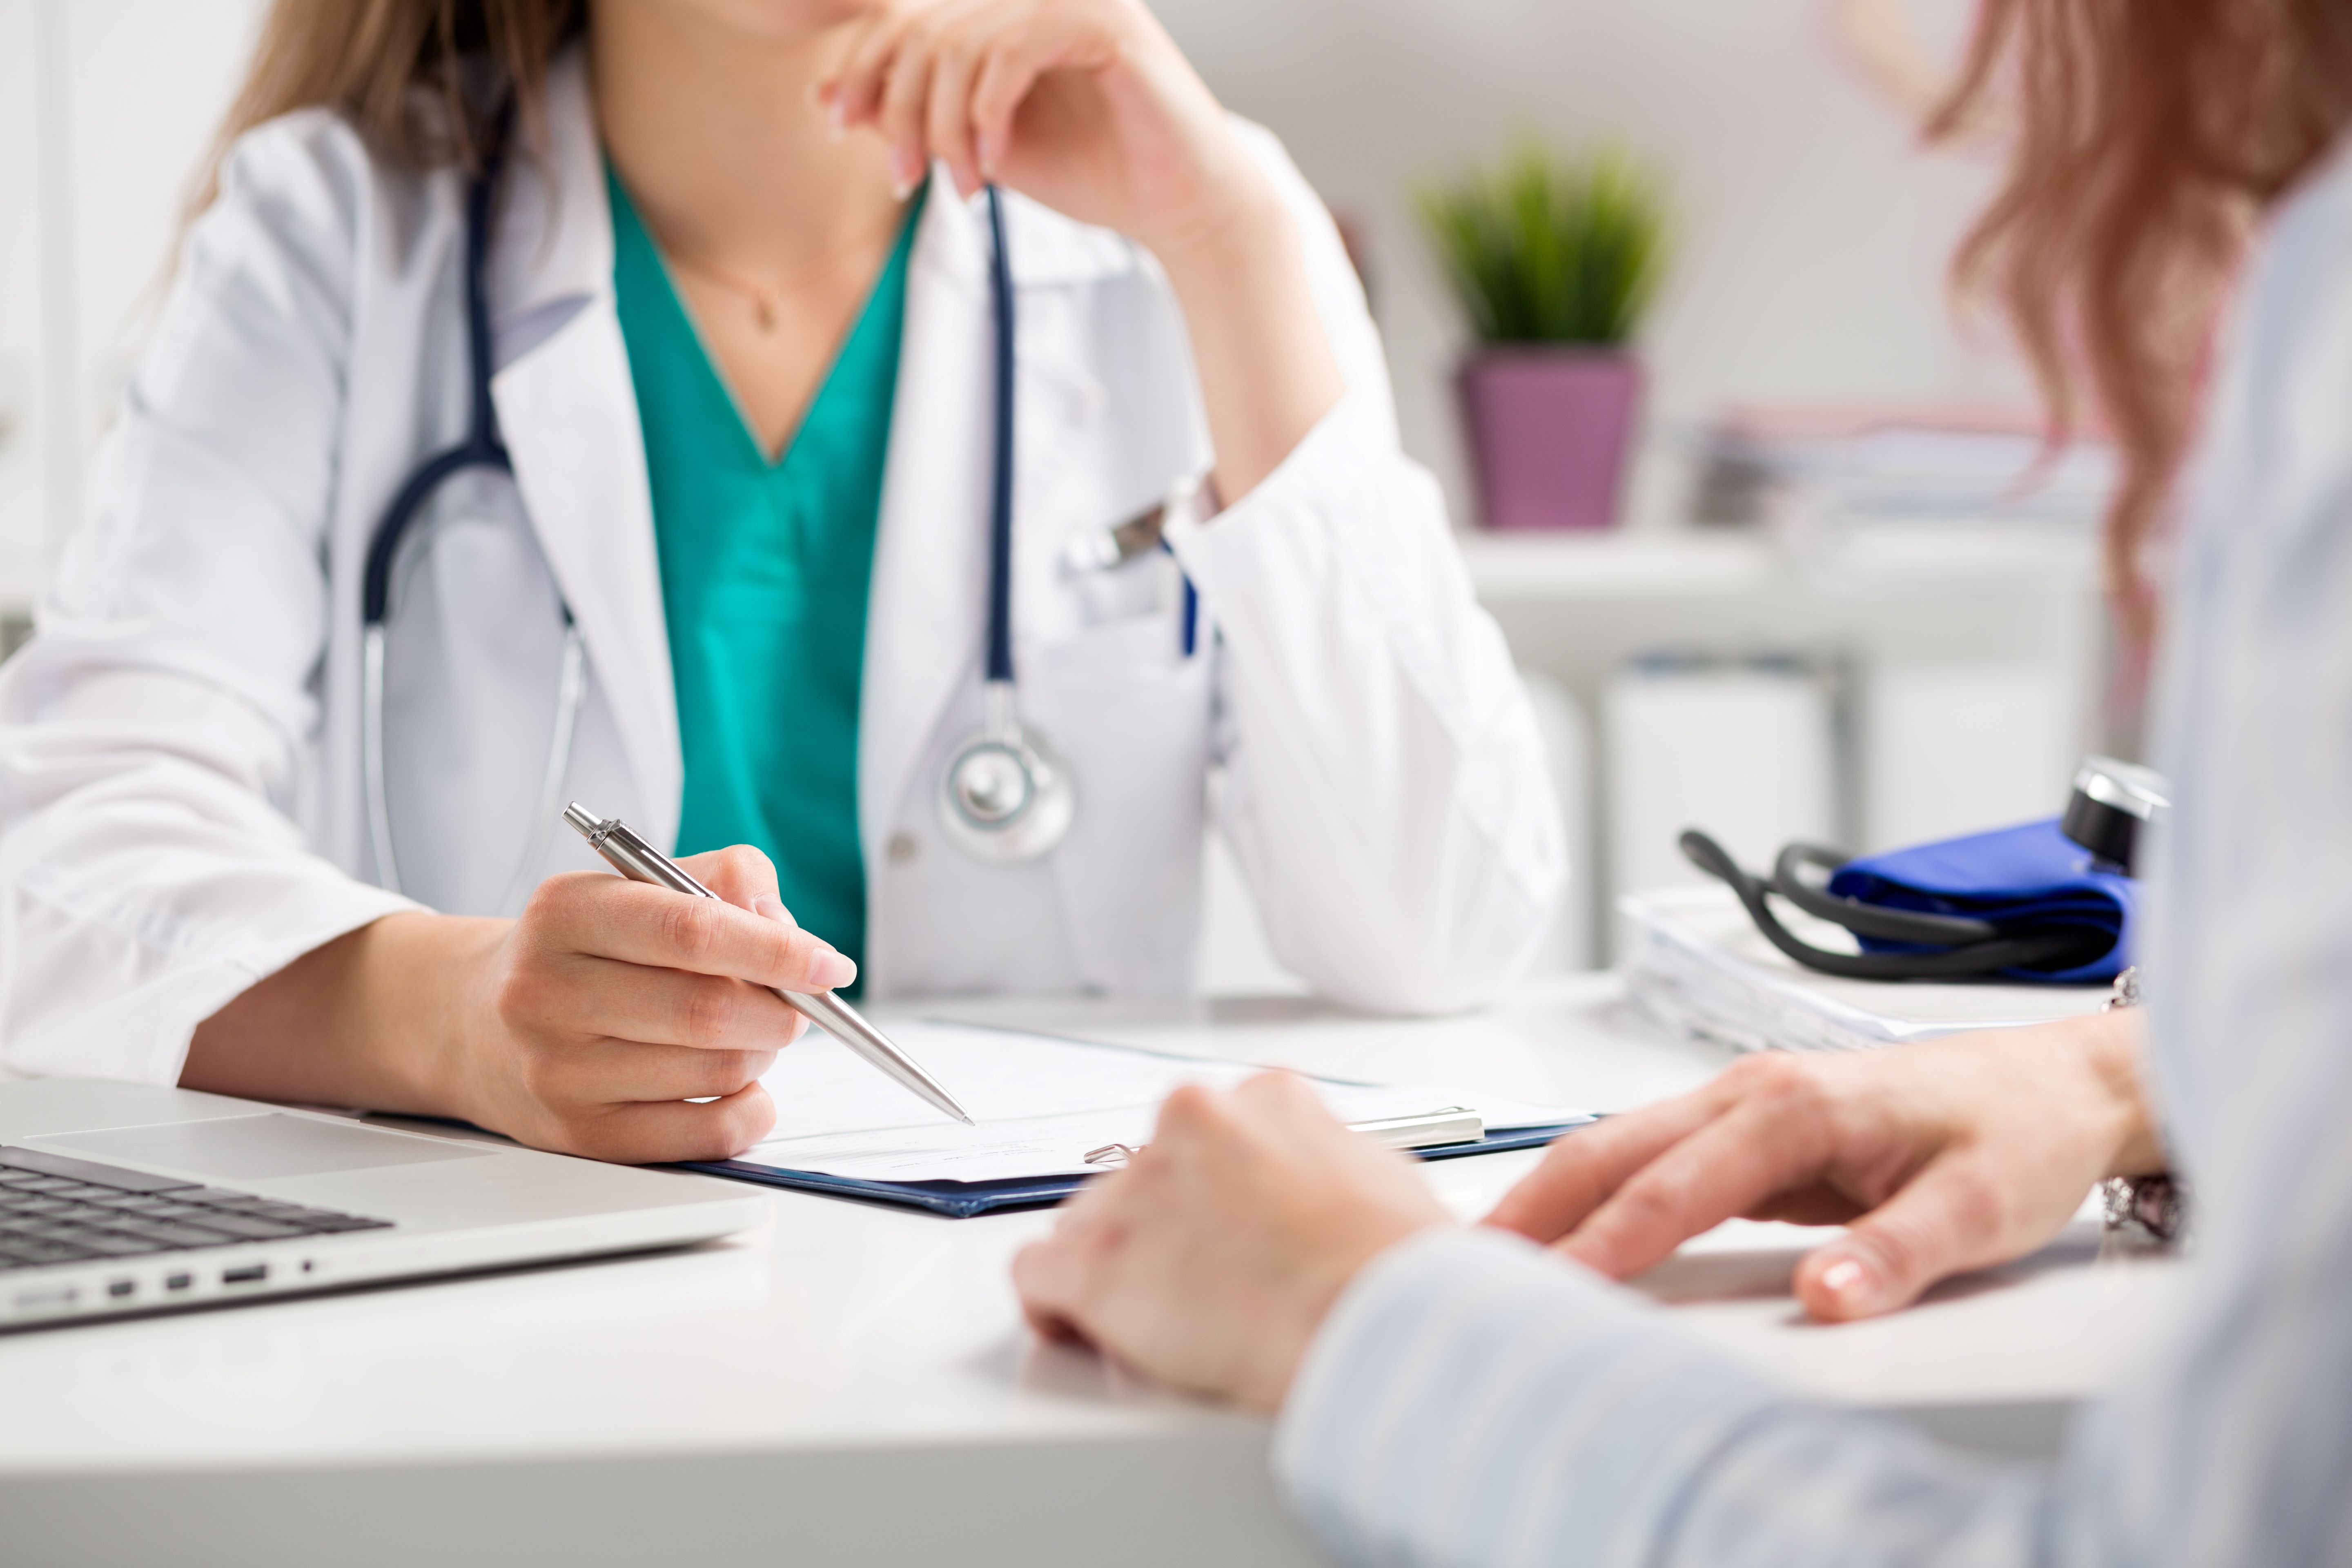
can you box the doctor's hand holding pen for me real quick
[819,0,1346,500]
[1012,1009,2167,1408]
[185,849,847,1164]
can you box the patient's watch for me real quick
[2096,966,2188,1243]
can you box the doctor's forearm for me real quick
[183,854,840,1163]
[183,913,499,1116]
[1150,183,1345,503]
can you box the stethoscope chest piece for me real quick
[938,680,1074,863]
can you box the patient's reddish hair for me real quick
[1937,0,2352,646]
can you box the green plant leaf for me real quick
[1415,134,1670,347]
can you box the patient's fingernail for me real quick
[813,951,858,991]
[889,145,921,197]
[1819,1257,1871,1300]
[976,131,1000,177]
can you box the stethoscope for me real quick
[363,133,1071,906]
[933,187,1076,864]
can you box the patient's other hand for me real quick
[1486,1010,2162,1320]
[1012,1072,1448,1412]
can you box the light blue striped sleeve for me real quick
[1274,1227,2045,1568]
[1274,119,2352,1568]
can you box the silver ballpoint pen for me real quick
[563,803,976,1126]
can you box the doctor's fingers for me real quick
[524,871,855,994]
[530,1081,777,1165]
[921,6,1017,196]
[504,956,808,1056]
[827,4,924,140]
[873,0,1007,198]
[851,0,1016,197]
[674,844,783,913]
[513,1036,779,1114]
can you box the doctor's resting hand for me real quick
[818,0,1345,498]
[185,849,846,1163]
[1012,1010,2166,1408]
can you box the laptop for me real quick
[0,1077,765,1329]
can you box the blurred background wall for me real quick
[1162,0,2027,526]
[0,0,2104,986]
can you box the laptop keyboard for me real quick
[0,1144,392,1272]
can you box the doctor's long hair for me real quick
[1935,0,2352,649]
[196,0,582,207]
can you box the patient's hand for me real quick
[1012,1072,1449,1412]
[1486,1009,2163,1321]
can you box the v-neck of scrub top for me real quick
[608,167,924,978]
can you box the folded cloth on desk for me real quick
[740,1022,1590,1185]
[1622,885,2109,1054]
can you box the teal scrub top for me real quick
[608,169,922,975]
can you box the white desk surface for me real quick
[0,976,2181,1568]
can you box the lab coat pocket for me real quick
[1019,607,1214,993]
[1064,546,1181,631]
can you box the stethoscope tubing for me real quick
[984,185,1018,688]
[361,105,586,910]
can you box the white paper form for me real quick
[742,1021,1590,1185]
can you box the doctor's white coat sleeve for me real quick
[0,114,416,1085]
[1164,125,1564,1015]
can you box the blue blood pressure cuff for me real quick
[1825,818,2135,984]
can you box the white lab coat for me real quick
[0,52,1562,1086]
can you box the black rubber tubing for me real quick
[1676,829,2109,981]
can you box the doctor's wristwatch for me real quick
[2096,967,2189,1244]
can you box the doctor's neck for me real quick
[590,0,901,284]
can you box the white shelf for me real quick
[1456,525,2099,605]
[1455,529,1782,601]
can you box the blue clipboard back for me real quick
[679,1121,1586,1218]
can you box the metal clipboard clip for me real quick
[1082,1107,1484,1169]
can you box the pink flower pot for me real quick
[1458,348,1642,530]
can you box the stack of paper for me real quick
[744,1021,1590,1185]
[1620,884,2108,1054]
[1695,406,2113,579]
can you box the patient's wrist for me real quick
[2085,1006,2167,1178]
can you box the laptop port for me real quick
[164,1272,193,1292]
[221,1264,268,1285]
[107,1280,135,1299]
[11,1285,78,1311]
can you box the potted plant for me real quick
[1419,140,1669,530]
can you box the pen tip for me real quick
[956,1112,977,1127]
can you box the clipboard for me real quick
[678,1119,1588,1219]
